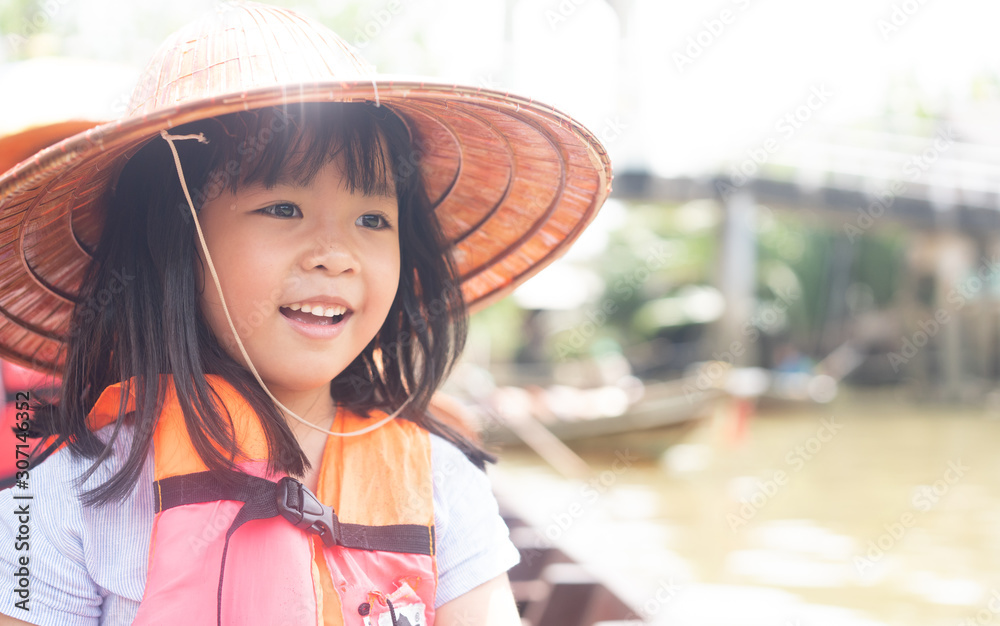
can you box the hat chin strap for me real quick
[159,130,406,438]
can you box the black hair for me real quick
[34,103,494,506]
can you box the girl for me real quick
[0,2,611,625]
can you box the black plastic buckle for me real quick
[275,476,341,547]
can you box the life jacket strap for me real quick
[154,471,435,555]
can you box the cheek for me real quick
[196,284,235,355]
[364,234,400,287]
[191,240,222,335]
[380,250,402,305]
[193,236,251,352]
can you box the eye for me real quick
[357,213,391,230]
[260,202,301,218]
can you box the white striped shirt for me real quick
[0,424,519,625]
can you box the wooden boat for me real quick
[472,376,720,446]
[501,506,643,625]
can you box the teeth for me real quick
[284,303,348,318]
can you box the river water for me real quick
[488,388,1000,626]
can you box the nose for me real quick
[301,231,359,275]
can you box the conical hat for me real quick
[0,2,612,373]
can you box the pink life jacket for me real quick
[87,377,437,626]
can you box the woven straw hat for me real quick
[0,121,99,175]
[0,1,612,374]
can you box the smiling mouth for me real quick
[279,304,350,326]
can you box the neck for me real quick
[269,384,337,433]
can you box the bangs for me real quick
[197,103,402,205]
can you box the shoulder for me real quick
[428,431,481,478]
[14,421,131,507]
[428,432,497,519]
[428,433,520,608]
[19,421,153,548]
[29,421,145,495]
[0,423,152,623]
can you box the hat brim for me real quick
[0,121,105,175]
[0,80,611,374]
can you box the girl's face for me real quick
[196,156,400,405]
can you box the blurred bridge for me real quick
[612,127,1000,404]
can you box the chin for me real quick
[257,354,351,383]
[265,370,339,391]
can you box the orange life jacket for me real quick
[87,376,437,626]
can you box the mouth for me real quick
[279,302,352,326]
